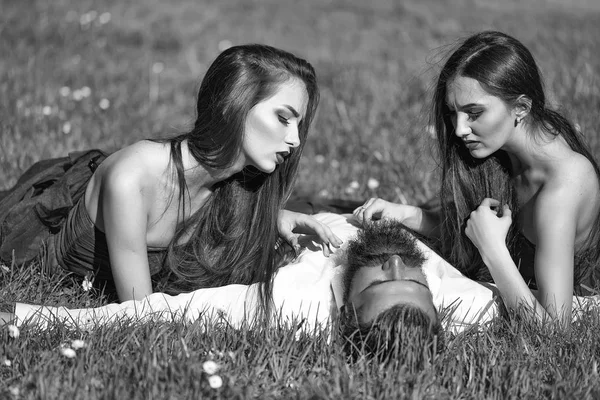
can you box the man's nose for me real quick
[382,255,406,278]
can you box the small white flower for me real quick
[152,62,164,74]
[73,90,83,101]
[202,360,219,375]
[62,122,72,134]
[7,325,19,339]
[314,154,325,164]
[9,386,19,396]
[82,276,92,292]
[208,374,223,389]
[330,159,340,169]
[59,86,71,97]
[99,98,110,110]
[42,106,52,116]
[218,40,232,52]
[3,359,12,367]
[71,339,86,350]
[345,180,360,195]
[60,347,77,358]
[98,12,111,24]
[79,14,91,26]
[367,178,380,190]
[80,86,91,98]
[80,11,97,26]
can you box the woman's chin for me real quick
[254,162,277,174]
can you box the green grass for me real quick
[2,0,600,398]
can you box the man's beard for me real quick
[342,220,427,302]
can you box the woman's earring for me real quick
[514,117,521,127]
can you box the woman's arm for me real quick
[98,165,154,301]
[530,186,579,323]
[354,198,442,238]
[466,196,577,326]
[10,284,258,329]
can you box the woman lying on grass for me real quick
[0,44,341,311]
[355,31,600,327]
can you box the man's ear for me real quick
[514,95,532,122]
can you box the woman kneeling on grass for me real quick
[0,44,341,311]
[355,31,600,327]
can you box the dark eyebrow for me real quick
[362,278,429,294]
[446,102,484,110]
[283,105,301,119]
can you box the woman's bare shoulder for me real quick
[540,151,599,210]
[105,140,169,172]
[96,140,172,189]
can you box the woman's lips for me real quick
[464,141,479,149]
[276,152,288,163]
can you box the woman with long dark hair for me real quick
[0,44,341,315]
[355,31,600,325]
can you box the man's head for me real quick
[339,220,444,365]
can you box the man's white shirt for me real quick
[14,213,597,334]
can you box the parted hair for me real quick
[431,31,600,285]
[154,44,319,316]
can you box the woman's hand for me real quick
[278,210,343,257]
[465,198,512,261]
[353,198,418,226]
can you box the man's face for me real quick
[342,222,437,325]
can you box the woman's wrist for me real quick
[480,245,512,269]
[411,207,439,237]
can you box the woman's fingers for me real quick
[352,199,368,219]
[295,213,342,249]
[310,219,343,248]
[353,198,384,224]
[362,201,383,222]
[480,198,500,208]
[500,204,512,220]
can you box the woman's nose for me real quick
[454,113,471,139]
[286,123,300,148]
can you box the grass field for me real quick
[2,0,600,398]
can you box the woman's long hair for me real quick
[154,44,319,317]
[431,31,600,285]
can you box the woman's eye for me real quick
[278,115,290,126]
[467,111,482,120]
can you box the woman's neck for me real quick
[180,139,244,190]
[503,125,564,178]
